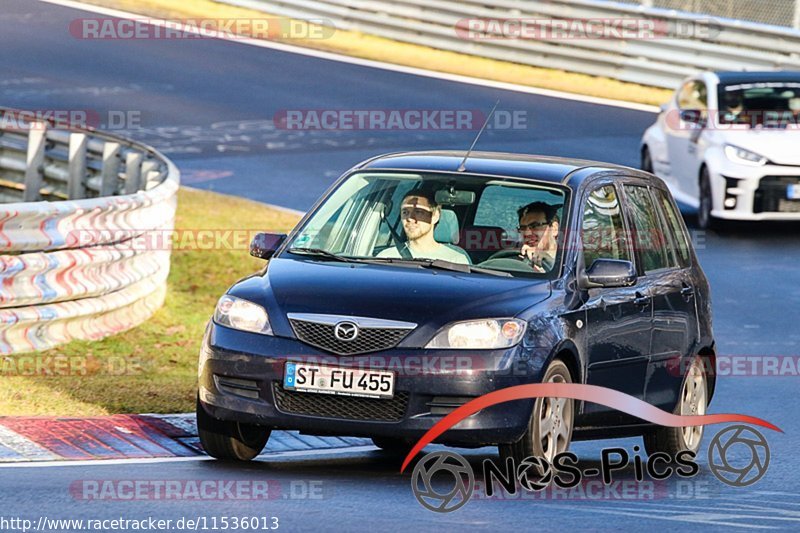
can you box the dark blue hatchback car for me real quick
[197,151,715,465]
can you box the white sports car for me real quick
[641,71,800,229]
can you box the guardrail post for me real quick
[100,142,121,196]
[23,121,46,202]
[140,160,159,189]
[67,132,87,199]
[124,151,143,194]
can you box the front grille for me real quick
[289,319,410,355]
[272,383,409,421]
[753,176,800,213]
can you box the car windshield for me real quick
[286,171,568,278]
[718,82,800,128]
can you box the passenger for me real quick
[516,201,560,273]
[377,191,470,264]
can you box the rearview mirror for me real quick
[581,259,636,289]
[250,232,286,260]
[435,189,475,206]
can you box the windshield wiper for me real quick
[368,257,512,277]
[287,247,362,263]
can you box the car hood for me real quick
[229,257,552,339]
[715,129,800,166]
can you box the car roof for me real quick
[714,71,800,85]
[357,150,633,185]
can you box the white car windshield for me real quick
[286,171,568,278]
[718,82,800,128]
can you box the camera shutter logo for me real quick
[708,425,770,487]
[334,321,359,342]
[411,451,474,513]
[516,456,553,491]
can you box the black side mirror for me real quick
[581,259,637,289]
[250,233,286,260]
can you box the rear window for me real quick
[623,185,676,273]
[655,188,691,267]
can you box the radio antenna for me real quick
[458,100,499,172]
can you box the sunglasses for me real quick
[401,204,434,223]
[518,221,549,231]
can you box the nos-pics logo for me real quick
[411,424,770,513]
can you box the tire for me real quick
[697,167,717,231]
[498,359,574,467]
[641,147,654,174]
[643,357,708,457]
[196,396,270,461]
[372,437,412,455]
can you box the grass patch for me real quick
[0,188,301,416]
[80,0,671,107]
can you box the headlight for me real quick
[213,295,272,335]
[724,145,768,166]
[426,318,526,349]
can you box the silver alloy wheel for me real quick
[538,373,573,462]
[680,359,707,451]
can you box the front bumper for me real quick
[198,322,540,446]
[708,162,800,220]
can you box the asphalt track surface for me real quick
[2,1,800,531]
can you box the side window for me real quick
[624,185,675,273]
[655,188,691,267]
[677,80,708,111]
[581,185,631,270]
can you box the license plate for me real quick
[283,363,395,399]
[788,184,800,200]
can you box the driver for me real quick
[377,191,470,264]
[516,201,560,273]
[723,90,745,122]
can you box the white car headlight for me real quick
[426,318,526,349]
[724,145,768,166]
[213,295,272,335]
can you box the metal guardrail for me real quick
[221,0,800,88]
[0,108,179,354]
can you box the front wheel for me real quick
[641,146,654,174]
[697,167,717,231]
[643,357,708,457]
[499,359,574,466]
[197,396,270,461]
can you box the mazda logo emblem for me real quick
[333,321,359,341]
